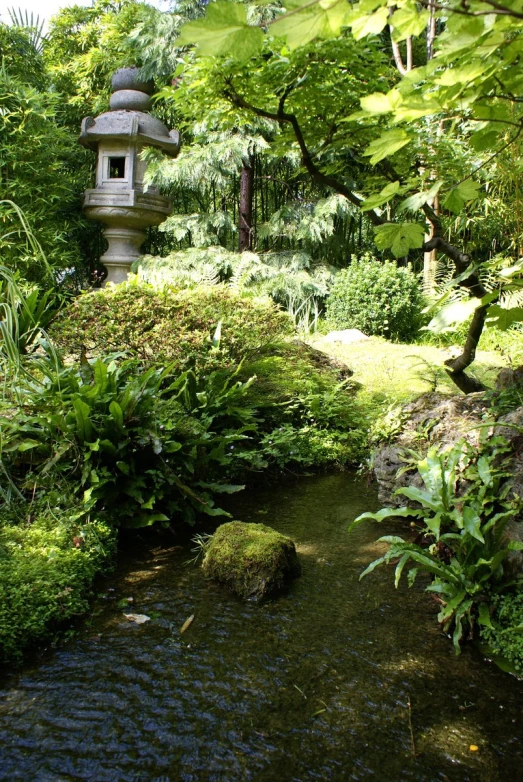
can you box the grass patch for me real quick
[308,335,506,404]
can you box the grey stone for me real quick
[109,89,152,113]
[79,68,181,284]
[111,67,154,94]
[324,329,369,344]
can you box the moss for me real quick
[0,499,117,663]
[202,521,301,600]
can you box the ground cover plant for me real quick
[480,591,523,674]
[50,281,294,369]
[0,497,116,664]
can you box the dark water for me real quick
[1,474,522,782]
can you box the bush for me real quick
[1,355,256,529]
[51,281,294,370]
[0,497,116,663]
[326,254,425,342]
[480,590,523,674]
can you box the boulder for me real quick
[372,392,489,506]
[202,521,301,601]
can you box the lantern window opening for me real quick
[108,157,127,179]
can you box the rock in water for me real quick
[202,521,301,601]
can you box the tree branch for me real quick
[223,79,386,225]
[419,0,523,18]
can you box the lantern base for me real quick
[100,226,146,285]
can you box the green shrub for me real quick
[326,254,425,342]
[480,590,523,674]
[0,497,116,663]
[50,281,294,370]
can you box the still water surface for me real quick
[0,474,522,781]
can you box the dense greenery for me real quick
[481,591,523,674]
[325,254,425,341]
[351,437,523,652]
[50,281,294,368]
[0,497,116,663]
[2,0,523,668]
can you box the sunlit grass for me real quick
[308,335,506,404]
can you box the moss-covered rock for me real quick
[202,521,301,600]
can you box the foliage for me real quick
[136,248,334,330]
[1,353,253,528]
[50,280,294,369]
[175,0,523,385]
[480,590,523,674]
[43,0,151,126]
[326,255,426,341]
[350,437,523,652]
[0,20,46,88]
[0,61,90,279]
[0,496,116,663]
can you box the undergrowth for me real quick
[0,496,116,664]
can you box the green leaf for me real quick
[396,485,442,512]
[350,506,419,530]
[424,297,482,334]
[359,554,388,579]
[363,129,411,165]
[443,180,482,214]
[461,505,485,543]
[360,89,401,115]
[390,6,430,41]
[16,439,41,452]
[72,398,93,444]
[437,590,467,622]
[486,304,523,330]
[109,400,124,432]
[374,222,425,258]
[398,181,443,213]
[394,552,410,588]
[351,5,389,39]
[478,603,494,630]
[361,181,402,211]
[477,456,492,486]
[177,2,264,62]
[272,0,351,48]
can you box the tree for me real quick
[176,0,523,392]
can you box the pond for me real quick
[0,473,522,781]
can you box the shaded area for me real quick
[0,474,522,781]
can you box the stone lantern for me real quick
[79,67,181,284]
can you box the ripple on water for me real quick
[0,473,522,782]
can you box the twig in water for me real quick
[407,694,416,757]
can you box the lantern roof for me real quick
[79,67,180,157]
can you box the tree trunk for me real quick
[239,154,254,251]
[423,192,439,295]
